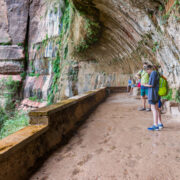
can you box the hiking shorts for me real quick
[141,86,148,96]
[148,100,158,105]
[148,97,161,106]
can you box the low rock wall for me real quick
[0,87,125,180]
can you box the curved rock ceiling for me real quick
[71,0,179,86]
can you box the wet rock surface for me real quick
[30,93,180,180]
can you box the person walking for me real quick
[142,65,163,131]
[127,76,132,93]
[136,62,151,111]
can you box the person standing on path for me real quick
[136,62,151,111]
[127,76,132,93]
[143,65,163,131]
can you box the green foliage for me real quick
[162,14,170,20]
[152,41,159,53]
[29,61,37,77]
[161,88,173,101]
[74,18,101,53]
[42,34,49,48]
[0,77,29,139]
[2,78,20,115]
[175,89,180,103]
[0,107,8,130]
[28,73,35,76]
[37,44,41,51]
[60,2,70,36]
[75,40,89,52]
[54,6,58,14]
[36,73,40,77]
[17,43,23,46]
[47,52,61,105]
[175,0,180,5]
[0,110,29,139]
[20,71,27,80]
[29,95,42,102]
[47,0,72,104]
[0,42,11,45]
[159,5,164,11]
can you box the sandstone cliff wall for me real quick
[0,0,179,108]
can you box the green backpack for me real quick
[158,76,168,96]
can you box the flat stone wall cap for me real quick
[0,125,48,160]
[0,45,24,60]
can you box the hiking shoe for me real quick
[158,124,164,130]
[146,108,151,112]
[148,125,159,131]
[138,107,146,111]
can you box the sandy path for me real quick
[30,93,180,180]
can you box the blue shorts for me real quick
[141,86,148,96]
[148,100,158,105]
[148,98,161,107]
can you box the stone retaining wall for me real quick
[0,87,125,180]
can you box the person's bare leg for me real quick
[156,104,162,124]
[151,104,158,126]
[130,87,133,95]
[142,96,146,109]
[144,96,151,111]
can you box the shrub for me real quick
[0,110,29,139]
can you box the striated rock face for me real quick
[0,0,28,107]
[3,0,29,44]
[0,46,24,60]
[0,0,179,107]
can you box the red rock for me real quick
[39,102,47,108]
[21,98,29,105]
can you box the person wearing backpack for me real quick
[142,65,164,131]
[154,65,168,113]
[136,62,151,111]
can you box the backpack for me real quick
[158,76,168,96]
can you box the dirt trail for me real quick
[30,93,180,180]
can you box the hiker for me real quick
[129,78,136,95]
[127,76,132,92]
[136,74,141,88]
[153,64,168,114]
[142,65,163,131]
[136,62,151,111]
